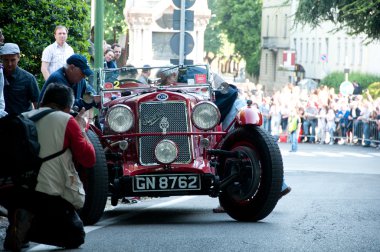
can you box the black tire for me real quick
[218,125,283,222]
[78,130,108,225]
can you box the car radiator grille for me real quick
[139,101,192,165]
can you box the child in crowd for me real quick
[326,107,336,145]
[288,107,301,152]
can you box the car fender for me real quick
[235,104,263,126]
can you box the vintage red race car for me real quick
[78,65,284,225]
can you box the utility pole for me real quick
[179,0,185,65]
[94,0,104,91]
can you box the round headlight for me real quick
[155,140,178,164]
[192,102,220,130]
[106,105,134,133]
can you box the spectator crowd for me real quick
[237,82,380,149]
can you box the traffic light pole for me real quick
[179,0,185,65]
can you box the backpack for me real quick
[0,109,66,189]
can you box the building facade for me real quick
[123,0,211,67]
[259,0,380,93]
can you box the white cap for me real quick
[0,43,20,55]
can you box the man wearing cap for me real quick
[137,64,151,84]
[41,25,74,80]
[0,43,40,115]
[38,54,97,110]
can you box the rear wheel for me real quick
[218,125,283,221]
[78,130,108,225]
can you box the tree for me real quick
[294,0,380,41]
[103,0,128,44]
[0,0,90,85]
[204,0,223,65]
[216,0,262,77]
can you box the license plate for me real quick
[133,174,201,192]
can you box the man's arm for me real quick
[41,61,50,81]
[63,116,96,168]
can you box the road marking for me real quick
[311,151,343,157]
[339,152,373,158]
[28,196,196,251]
[281,150,379,158]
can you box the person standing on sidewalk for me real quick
[0,29,7,118]
[0,43,40,115]
[41,25,74,80]
[111,43,122,67]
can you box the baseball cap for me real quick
[0,43,20,55]
[66,54,93,76]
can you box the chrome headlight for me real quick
[106,104,134,133]
[155,140,178,164]
[191,102,220,130]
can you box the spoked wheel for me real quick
[218,125,283,222]
[77,130,109,225]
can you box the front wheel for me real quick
[77,130,108,225]
[218,125,283,222]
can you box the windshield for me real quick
[97,64,212,103]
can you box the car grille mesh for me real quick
[139,101,191,165]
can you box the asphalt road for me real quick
[4,143,380,251]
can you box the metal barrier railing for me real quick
[294,119,379,146]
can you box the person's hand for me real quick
[75,107,87,131]
[93,95,101,104]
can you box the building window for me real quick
[306,38,309,63]
[284,14,288,38]
[266,15,269,36]
[311,38,315,63]
[300,38,303,63]
[265,53,268,75]
[325,38,329,62]
[344,37,348,66]
[359,38,363,66]
[318,38,322,64]
[275,15,278,37]
[337,37,341,65]
[351,38,356,66]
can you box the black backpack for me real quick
[0,109,66,189]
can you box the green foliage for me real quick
[0,0,90,87]
[216,0,262,77]
[294,0,380,42]
[204,0,223,63]
[103,0,128,44]
[321,71,380,90]
[368,82,380,99]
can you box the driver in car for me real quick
[38,54,100,111]
[156,66,178,86]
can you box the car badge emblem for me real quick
[159,117,169,134]
[141,111,164,126]
[156,93,168,101]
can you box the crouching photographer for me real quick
[1,83,96,251]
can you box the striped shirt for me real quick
[41,41,74,75]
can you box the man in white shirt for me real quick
[0,29,7,118]
[41,25,74,80]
